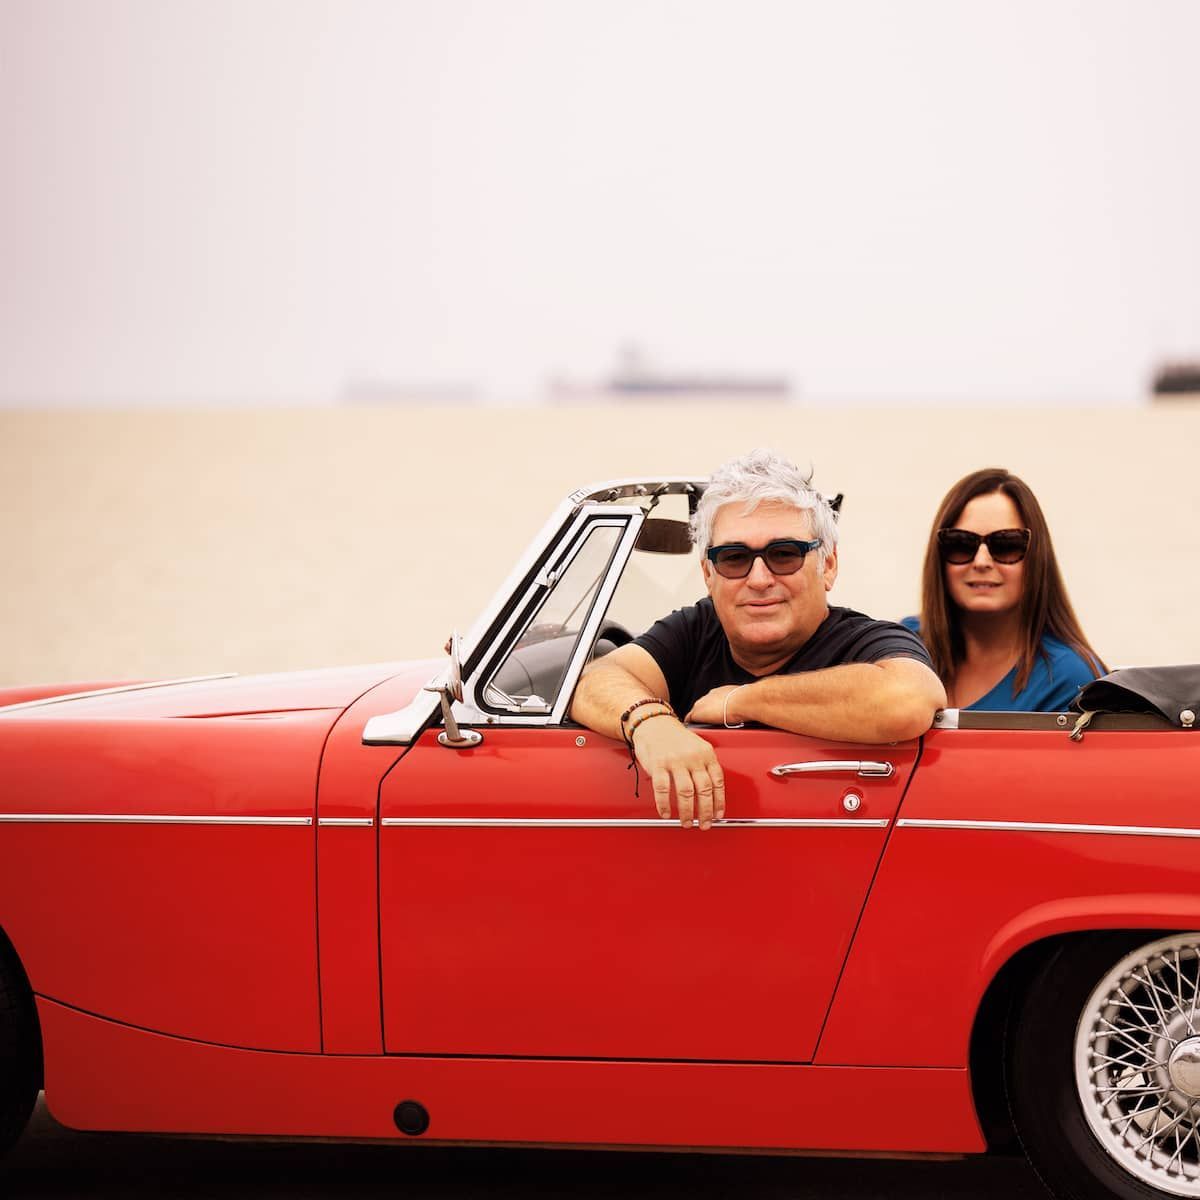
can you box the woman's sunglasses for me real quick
[937,527,1031,565]
[705,538,822,579]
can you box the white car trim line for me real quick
[317,817,375,827]
[896,818,1200,839]
[0,814,312,825]
[0,674,238,715]
[380,817,890,829]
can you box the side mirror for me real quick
[634,518,693,555]
[425,631,482,748]
[445,630,465,702]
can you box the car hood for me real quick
[0,661,434,722]
[0,659,443,826]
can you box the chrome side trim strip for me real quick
[0,674,238,716]
[896,818,1200,839]
[317,817,375,827]
[0,814,311,826]
[381,817,890,829]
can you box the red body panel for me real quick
[0,712,331,1049]
[6,652,1199,1155]
[379,728,918,1062]
[0,662,412,1051]
[817,728,1200,1066]
[314,661,439,1053]
[38,998,985,1153]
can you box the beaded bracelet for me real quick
[627,708,676,740]
[619,697,674,728]
[620,702,675,800]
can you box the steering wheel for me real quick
[593,619,634,659]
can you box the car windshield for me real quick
[603,492,703,636]
[486,522,622,709]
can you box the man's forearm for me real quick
[726,662,944,743]
[570,662,670,741]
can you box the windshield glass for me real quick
[604,493,703,636]
[486,522,622,710]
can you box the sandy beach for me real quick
[1,403,1196,688]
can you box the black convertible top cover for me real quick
[1072,665,1200,729]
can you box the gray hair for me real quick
[690,448,840,562]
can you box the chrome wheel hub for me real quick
[1076,934,1200,1197]
[1170,1039,1200,1099]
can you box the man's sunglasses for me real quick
[937,527,1031,565]
[705,538,822,579]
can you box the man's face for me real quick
[702,500,837,668]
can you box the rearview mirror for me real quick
[634,518,693,555]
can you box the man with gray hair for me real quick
[570,449,945,829]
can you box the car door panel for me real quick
[379,727,918,1062]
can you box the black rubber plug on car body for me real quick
[394,1099,430,1136]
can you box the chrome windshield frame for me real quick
[467,509,643,726]
[362,476,706,746]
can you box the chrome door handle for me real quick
[770,760,895,779]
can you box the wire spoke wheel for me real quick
[1076,934,1200,1197]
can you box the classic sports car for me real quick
[1,477,1198,1200]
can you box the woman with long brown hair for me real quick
[904,468,1104,711]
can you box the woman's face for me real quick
[943,491,1026,617]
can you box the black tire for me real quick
[0,938,40,1156]
[1008,932,1200,1200]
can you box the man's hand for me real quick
[631,716,726,830]
[685,684,742,727]
[569,645,728,829]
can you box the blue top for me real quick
[900,617,1098,712]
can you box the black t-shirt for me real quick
[633,598,933,715]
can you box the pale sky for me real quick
[1,0,1198,405]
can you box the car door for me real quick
[372,492,920,1063]
[378,727,917,1062]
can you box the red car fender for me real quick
[979,891,1200,991]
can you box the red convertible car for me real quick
[1,477,1198,1200]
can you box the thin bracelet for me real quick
[723,685,747,729]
